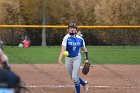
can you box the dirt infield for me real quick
[11,64,140,93]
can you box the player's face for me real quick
[68,27,77,35]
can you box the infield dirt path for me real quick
[11,64,140,93]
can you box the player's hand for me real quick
[58,60,63,65]
[57,60,63,69]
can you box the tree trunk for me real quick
[41,0,47,46]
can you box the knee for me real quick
[72,76,79,83]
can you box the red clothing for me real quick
[23,40,30,48]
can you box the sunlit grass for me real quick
[3,46,140,64]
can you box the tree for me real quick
[41,0,47,46]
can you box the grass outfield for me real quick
[3,46,140,64]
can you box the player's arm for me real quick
[58,35,68,65]
[81,38,89,63]
[0,49,10,70]
[58,45,66,65]
[81,47,89,63]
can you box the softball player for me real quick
[58,22,89,93]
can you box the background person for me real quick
[77,31,83,37]
[23,39,30,48]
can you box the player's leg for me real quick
[73,55,88,93]
[79,78,86,86]
[73,54,86,86]
[65,57,73,79]
[72,56,81,93]
[80,78,88,93]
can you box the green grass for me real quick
[3,46,140,64]
[88,46,140,64]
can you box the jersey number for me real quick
[72,46,76,51]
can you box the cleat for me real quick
[83,81,89,93]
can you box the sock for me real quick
[79,78,86,86]
[75,84,80,93]
[74,79,80,93]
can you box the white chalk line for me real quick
[24,85,140,89]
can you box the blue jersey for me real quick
[62,34,85,57]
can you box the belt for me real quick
[68,56,77,58]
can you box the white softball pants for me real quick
[65,55,81,83]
